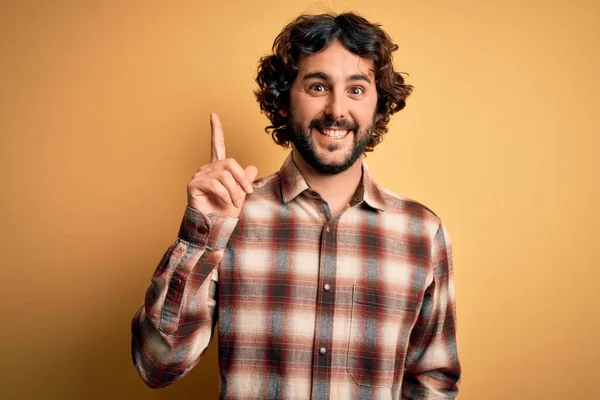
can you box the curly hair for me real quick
[255,12,413,153]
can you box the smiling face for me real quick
[285,40,379,175]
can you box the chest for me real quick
[218,203,432,306]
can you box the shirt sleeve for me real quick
[402,223,461,399]
[130,206,238,388]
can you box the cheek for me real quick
[357,97,379,125]
[291,94,325,119]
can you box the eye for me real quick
[309,83,327,92]
[349,86,365,95]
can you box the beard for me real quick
[288,112,375,175]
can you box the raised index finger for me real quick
[210,113,226,162]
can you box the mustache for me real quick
[309,117,358,132]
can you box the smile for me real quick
[317,128,350,139]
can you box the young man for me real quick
[131,12,461,399]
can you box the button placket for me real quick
[311,218,337,397]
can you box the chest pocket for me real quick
[346,285,418,388]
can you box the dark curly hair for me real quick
[255,12,413,153]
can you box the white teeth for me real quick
[321,129,348,139]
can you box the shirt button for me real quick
[323,283,330,291]
[170,277,182,288]
[319,347,327,355]
[326,227,331,233]
[197,225,208,234]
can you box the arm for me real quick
[130,206,238,388]
[402,223,461,399]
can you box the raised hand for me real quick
[187,113,258,218]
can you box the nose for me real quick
[325,90,346,120]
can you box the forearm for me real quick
[131,271,218,388]
[131,206,237,388]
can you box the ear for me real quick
[278,107,289,117]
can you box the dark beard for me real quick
[288,114,374,175]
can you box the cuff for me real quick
[178,206,238,249]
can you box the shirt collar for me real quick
[279,152,385,212]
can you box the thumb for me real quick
[244,165,258,185]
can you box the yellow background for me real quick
[1,0,598,399]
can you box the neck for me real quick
[291,148,363,212]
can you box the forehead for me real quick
[296,40,375,80]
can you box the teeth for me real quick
[321,129,348,139]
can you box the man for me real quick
[131,12,460,399]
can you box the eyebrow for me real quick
[302,71,372,84]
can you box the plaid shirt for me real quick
[131,153,461,399]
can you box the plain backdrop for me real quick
[1,0,599,399]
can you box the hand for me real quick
[187,113,258,218]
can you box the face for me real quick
[285,40,379,175]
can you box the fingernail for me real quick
[234,198,243,208]
[246,185,254,193]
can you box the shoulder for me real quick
[252,171,281,191]
[378,185,440,219]
[375,184,445,236]
[243,170,282,207]
[376,185,454,256]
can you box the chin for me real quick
[318,154,352,168]
[311,155,356,175]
